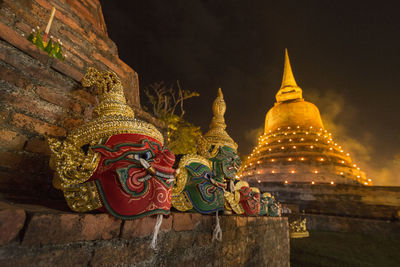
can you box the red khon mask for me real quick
[48,68,175,220]
[91,134,175,219]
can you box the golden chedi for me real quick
[240,49,371,186]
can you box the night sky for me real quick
[100,0,400,185]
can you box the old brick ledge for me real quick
[0,200,286,246]
[0,200,290,266]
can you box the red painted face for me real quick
[239,186,261,216]
[90,133,175,220]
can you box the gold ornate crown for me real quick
[289,218,309,238]
[47,67,164,212]
[197,88,238,158]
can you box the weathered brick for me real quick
[173,212,202,231]
[71,89,97,106]
[24,136,50,155]
[91,242,153,266]
[22,212,121,246]
[36,86,82,113]
[12,113,66,137]
[1,91,65,123]
[236,216,248,227]
[0,151,24,169]
[0,129,27,150]
[122,216,157,238]
[81,213,121,241]
[0,63,33,91]
[0,247,91,267]
[0,208,26,245]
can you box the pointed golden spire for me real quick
[197,88,238,157]
[281,48,298,89]
[276,49,303,103]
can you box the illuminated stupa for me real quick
[241,49,372,186]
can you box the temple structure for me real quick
[240,50,371,186]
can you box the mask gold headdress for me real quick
[197,88,237,158]
[48,67,163,212]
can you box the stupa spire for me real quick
[276,49,303,102]
[281,48,298,89]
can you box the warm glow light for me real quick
[300,157,305,161]
[293,146,296,149]
[297,126,300,128]
[289,139,293,142]
[329,148,333,151]
[353,164,357,167]
[301,138,304,141]
[327,141,331,143]
[249,163,253,166]
[278,128,281,130]
[311,181,315,184]
[364,182,368,185]
[310,126,313,129]
[314,170,318,174]
[357,175,360,178]
[284,180,289,184]
[306,132,309,135]
[340,172,344,175]
[315,139,319,141]
[290,170,295,173]
[284,133,288,136]
[278,140,281,143]
[271,159,275,162]
[330,181,334,185]
[310,145,314,149]
[288,158,292,161]
[368,178,372,182]
[258,180,261,183]
[293,132,296,135]
[347,153,350,156]
[272,170,276,173]
[281,146,285,149]
[357,167,360,170]
[320,158,324,161]
[341,160,345,164]
[268,148,272,151]
[248,156,250,159]
[287,126,291,129]
[340,150,344,153]
[257,171,261,174]
[257,160,261,164]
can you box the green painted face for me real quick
[183,162,225,214]
[210,146,241,181]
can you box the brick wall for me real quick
[0,201,290,267]
[0,0,165,201]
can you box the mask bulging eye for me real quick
[204,172,212,180]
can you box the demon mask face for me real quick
[239,186,261,216]
[172,154,226,214]
[48,68,175,219]
[91,134,175,219]
[210,145,241,181]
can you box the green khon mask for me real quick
[172,154,226,214]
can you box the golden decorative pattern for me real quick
[197,88,238,158]
[48,67,164,212]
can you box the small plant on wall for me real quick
[26,6,65,60]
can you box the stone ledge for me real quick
[0,200,288,247]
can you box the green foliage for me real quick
[143,81,201,155]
